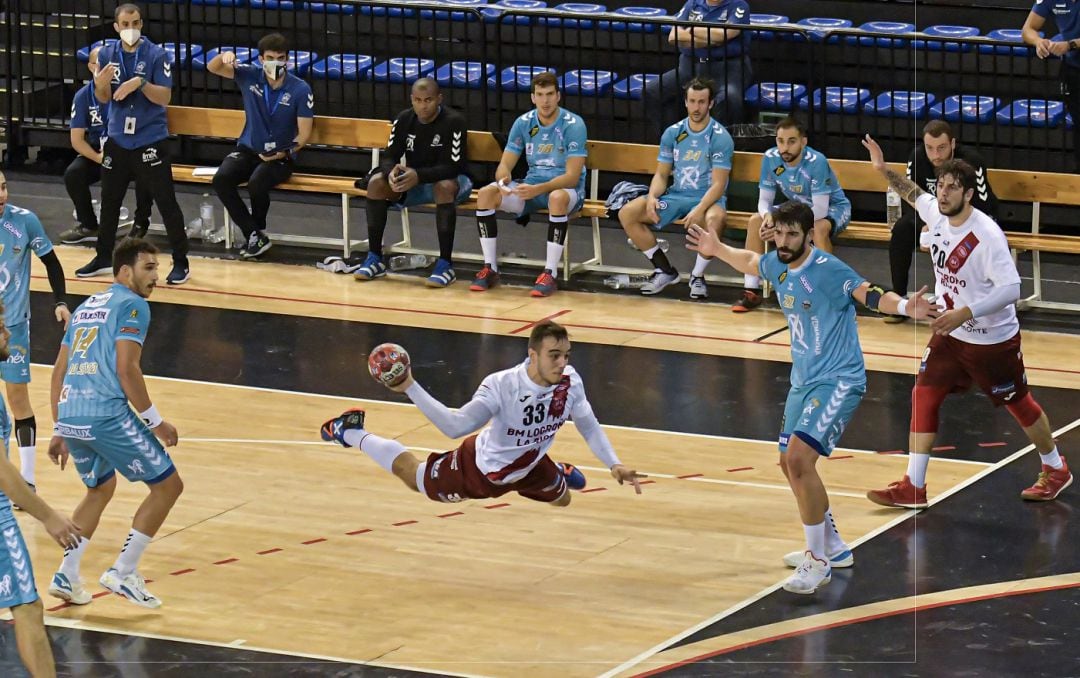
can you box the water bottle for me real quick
[199,195,218,242]
[886,187,901,228]
[603,274,652,289]
[626,237,669,252]
[186,217,202,239]
[119,205,129,221]
[389,254,433,271]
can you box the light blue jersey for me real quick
[505,107,588,194]
[658,117,734,200]
[0,398,10,514]
[0,204,54,326]
[58,283,151,420]
[759,249,867,389]
[760,145,851,213]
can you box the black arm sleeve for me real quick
[41,250,67,304]
[378,110,411,178]
[416,111,468,184]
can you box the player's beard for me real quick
[777,239,807,263]
[938,199,965,217]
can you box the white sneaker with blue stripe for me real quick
[425,258,456,288]
[100,568,161,609]
[48,571,92,605]
[354,252,387,281]
[783,546,853,568]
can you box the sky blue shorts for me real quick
[59,410,176,488]
[0,322,31,384]
[779,379,866,457]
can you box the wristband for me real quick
[55,301,68,308]
[139,404,163,428]
[138,76,147,90]
[896,298,909,317]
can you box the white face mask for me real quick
[262,60,286,80]
[120,28,141,46]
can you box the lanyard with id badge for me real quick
[114,43,144,135]
[261,83,285,153]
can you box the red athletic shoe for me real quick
[530,270,557,297]
[732,289,763,313]
[469,265,500,292]
[867,475,928,509]
[1021,462,1073,501]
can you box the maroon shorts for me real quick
[916,332,1029,406]
[422,435,567,504]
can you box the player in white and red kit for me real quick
[321,320,643,505]
[862,136,1071,507]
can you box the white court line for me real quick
[597,415,1080,678]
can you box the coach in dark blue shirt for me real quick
[60,44,153,246]
[645,0,753,138]
[207,33,314,260]
[78,2,190,284]
[1024,0,1080,168]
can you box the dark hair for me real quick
[922,119,954,140]
[772,201,814,235]
[412,76,440,94]
[684,77,716,103]
[528,319,569,351]
[115,3,141,20]
[113,238,159,275]
[775,116,807,137]
[257,33,289,55]
[530,72,559,94]
[935,159,977,193]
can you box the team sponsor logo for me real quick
[657,199,668,210]
[72,308,110,324]
[815,256,828,264]
[0,245,3,256]
[802,300,812,310]
[406,133,416,151]
[85,292,113,308]
[142,147,160,164]
[946,232,980,273]
[567,141,580,152]
[991,381,1016,396]
[529,124,540,137]
[102,154,113,169]
[120,326,142,335]
[773,165,785,176]
[778,432,791,447]
[135,60,147,75]
[430,456,445,479]
[128,459,146,476]
[163,61,172,78]
[280,93,292,107]
[130,309,139,318]
[89,107,104,126]
[778,270,788,284]
[430,134,442,147]
[718,9,728,21]
[799,276,814,294]
[307,93,314,109]
[5,346,27,365]
[676,130,688,143]
[56,423,96,440]
[3,221,22,239]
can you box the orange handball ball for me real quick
[368,343,411,387]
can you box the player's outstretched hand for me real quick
[861,134,887,172]
[685,224,721,258]
[905,286,938,320]
[610,464,646,494]
[930,307,973,336]
[44,512,82,550]
[48,435,70,470]
[153,420,179,447]
[386,369,415,394]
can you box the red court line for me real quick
[508,309,572,334]
[581,487,608,493]
[828,455,854,461]
[170,568,196,576]
[44,274,1080,377]
[726,466,754,472]
[213,558,239,565]
[639,479,657,485]
[257,548,283,555]
[345,528,372,535]
[932,445,957,452]
[392,520,418,526]
[438,511,465,518]
[484,503,511,509]
[677,473,704,479]
[978,441,1007,448]
[302,537,327,545]
[631,579,1080,677]
[878,449,905,455]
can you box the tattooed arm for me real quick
[862,134,926,207]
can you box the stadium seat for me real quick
[481,0,547,24]
[981,28,1035,55]
[76,40,115,63]
[310,1,363,14]
[371,58,436,83]
[996,99,1066,127]
[792,17,852,43]
[928,95,1001,123]
[288,50,318,76]
[849,21,914,47]
[162,43,204,66]
[310,54,374,80]
[435,61,496,89]
[598,6,667,33]
[191,0,246,5]
[864,91,936,118]
[914,25,979,52]
[430,0,488,21]
[543,3,605,29]
[744,82,806,111]
[747,14,788,41]
[192,47,258,71]
[491,65,556,91]
[797,87,871,114]
[251,1,298,8]
[612,73,660,99]
[562,69,618,95]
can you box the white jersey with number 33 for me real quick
[916,193,1020,345]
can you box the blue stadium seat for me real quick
[562,69,618,95]
[996,99,1065,127]
[744,82,805,111]
[288,50,318,76]
[371,58,436,83]
[792,17,852,43]
[162,43,204,66]
[747,14,788,41]
[77,39,116,63]
[482,0,547,24]
[435,61,496,88]
[191,0,246,5]
[598,7,666,33]
[193,47,258,71]
[430,0,488,21]
[492,65,556,91]
[864,91,936,118]
[544,3,605,29]
[797,87,871,114]
[251,1,297,8]
[981,28,1034,55]
[310,54,374,80]
[849,21,914,47]
[914,25,979,52]
[927,95,1001,123]
[309,1,361,14]
[612,73,660,99]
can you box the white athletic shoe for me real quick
[782,546,853,569]
[688,275,708,299]
[99,568,161,609]
[782,551,832,594]
[48,571,93,605]
[640,269,679,296]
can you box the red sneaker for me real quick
[1021,462,1073,501]
[530,270,557,297]
[469,265,500,292]
[867,475,928,509]
[732,289,763,313]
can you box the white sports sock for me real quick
[907,453,931,488]
[343,429,407,473]
[691,254,710,277]
[479,237,499,271]
[113,529,151,577]
[59,536,90,580]
[1040,446,1064,470]
[803,520,827,562]
[544,241,565,275]
[415,462,427,494]
[824,508,846,552]
[18,446,36,485]
[643,244,659,259]
[744,274,760,289]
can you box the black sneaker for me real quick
[59,226,98,245]
[732,289,763,313]
[240,231,272,260]
[126,222,150,241]
[320,408,367,446]
[75,257,111,278]
[166,261,190,285]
